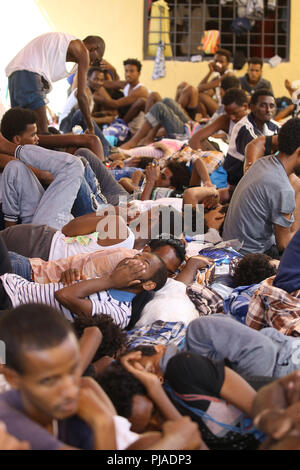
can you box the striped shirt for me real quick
[0,273,133,329]
[226,112,280,163]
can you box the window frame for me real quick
[143,0,291,63]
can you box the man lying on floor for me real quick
[0,235,167,327]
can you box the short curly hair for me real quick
[232,253,277,286]
[72,314,127,360]
[96,363,147,419]
[149,237,186,264]
[278,118,300,156]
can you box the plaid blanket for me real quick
[169,145,225,175]
[246,276,300,336]
[187,282,224,316]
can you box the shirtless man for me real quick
[94,58,149,131]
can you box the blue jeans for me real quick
[146,97,189,137]
[72,157,109,218]
[2,145,84,230]
[1,146,109,230]
[8,251,32,281]
[71,109,111,157]
[74,148,130,206]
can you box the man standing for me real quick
[223,118,300,257]
[6,33,105,134]
[223,89,279,186]
[239,58,273,98]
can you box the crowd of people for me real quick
[0,30,300,452]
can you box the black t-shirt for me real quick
[164,351,260,450]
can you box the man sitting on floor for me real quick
[94,58,149,135]
[239,57,274,99]
[223,118,300,257]
[223,89,280,187]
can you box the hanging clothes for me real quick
[238,0,264,20]
[221,0,264,20]
[267,0,277,11]
[201,30,221,55]
[147,0,173,57]
[152,41,166,80]
[176,4,211,55]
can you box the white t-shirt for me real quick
[136,278,199,327]
[113,416,139,450]
[48,227,135,261]
[6,32,77,92]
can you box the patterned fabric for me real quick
[164,383,263,443]
[169,145,225,174]
[246,276,300,336]
[64,232,99,246]
[195,264,216,286]
[126,320,186,349]
[187,282,224,316]
[152,41,166,80]
[223,284,261,324]
[201,30,220,55]
[103,118,129,143]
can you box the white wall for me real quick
[0,0,69,116]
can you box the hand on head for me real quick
[110,258,147,289]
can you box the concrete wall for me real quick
[35,0,300,98]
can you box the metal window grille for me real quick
[144,0,290,62]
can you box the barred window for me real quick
[144,0,290,62]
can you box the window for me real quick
[144,0,290,62]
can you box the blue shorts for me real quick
[8,70,50,110]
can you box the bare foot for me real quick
[120,140,137,150]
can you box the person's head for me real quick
[83,36,105,66]
[123,58,142,85]
[72,314,127,361]
[247,57,263,84]
[0,304,81,422]
[250,89,276,124]
[130,205,185,248]
[0,108,39,145]
[116,252,168,292]
[222,88,249,123]
[220,75,241,98]
[87,66,105,91]
[156,161,190,191]
[278,118,300,156]
[97,364,153,433]
[231,253,278,286]
[213,49,231,74]
[144,238,186,277]
[124,345,166,382]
